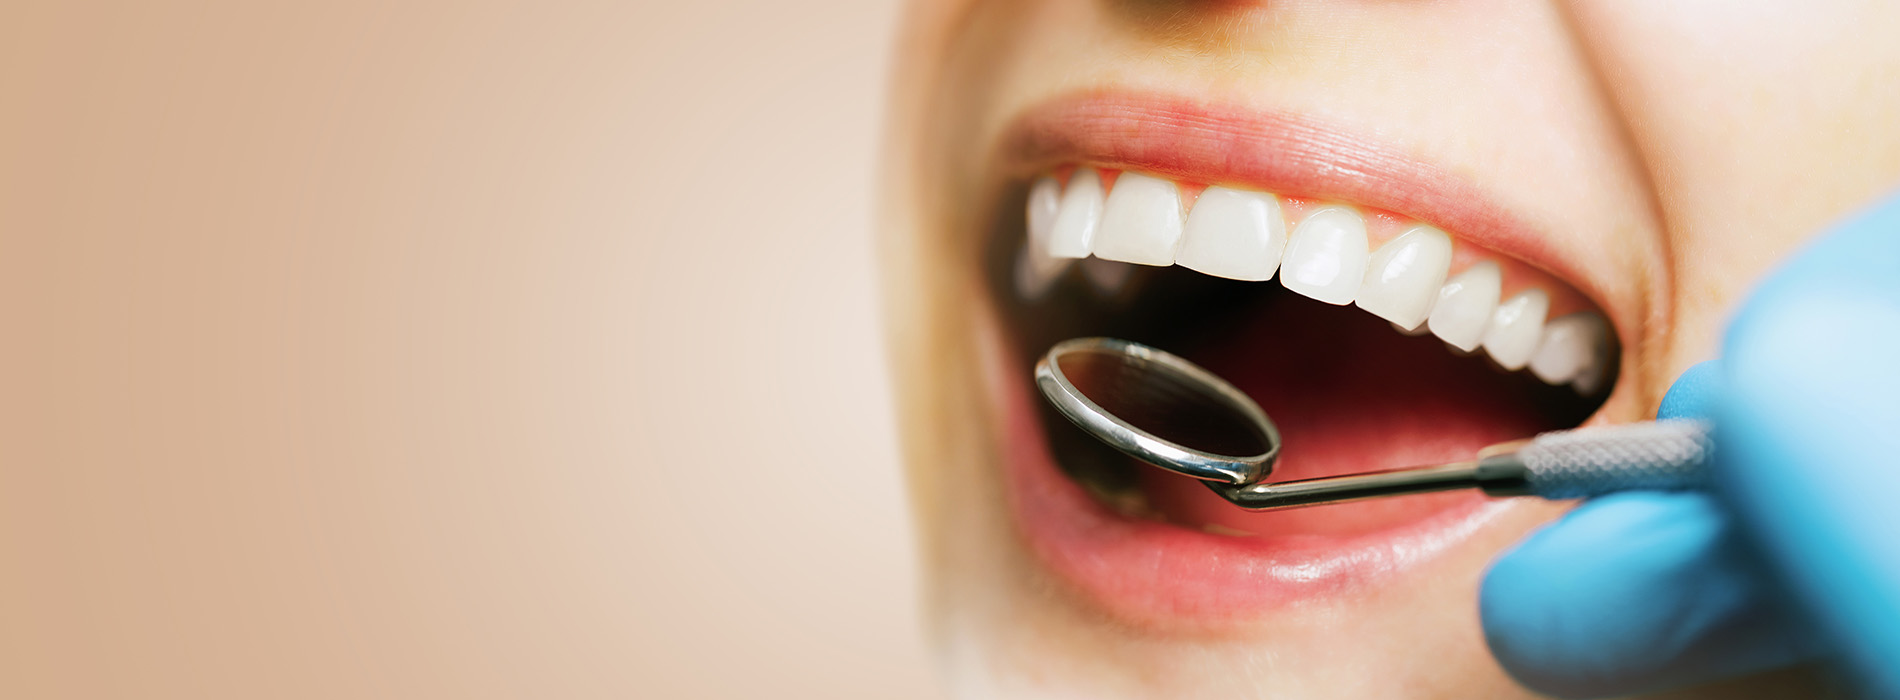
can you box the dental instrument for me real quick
[1035,336,1711,510]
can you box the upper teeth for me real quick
[1175,186,1286,282]
[1358,225,1452,329]
[1092,172,1185,266]
[1019,167,1613,393]
[1046,170,1103,259]
[1428,260,1501,352]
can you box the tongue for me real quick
[1142,295,1576,537]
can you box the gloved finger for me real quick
[1479,362,1823,698]
[1718,192,1900,699]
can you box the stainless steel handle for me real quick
[1214,420,1715,510]
[1480,419,1714,500]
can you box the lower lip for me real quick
[988,334,1520,628]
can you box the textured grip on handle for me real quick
[1518,420,1714,499]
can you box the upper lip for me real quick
[985,90,1634,627]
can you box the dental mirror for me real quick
[1034,337,1280,486]
[1036,337,1715,511]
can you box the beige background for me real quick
[1,1,937,697]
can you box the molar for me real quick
[1092,172,1184,266]
[1427,261,1501,351]
[1174,186,1287,282]
[1482,289,1550,370]
[1573,360,1608,396]
[1047,169,1104,259]
[1529,313,1610,386]
[1356,226,1452,330]
[1279,206,1369,305]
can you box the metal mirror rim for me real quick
[1034,337,1281,486]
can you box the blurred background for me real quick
[1,1,937,697]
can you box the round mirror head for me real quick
[1034,337,1280,485]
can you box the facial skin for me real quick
[879,1,1900,697]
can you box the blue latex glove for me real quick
[1480,193,1900,699]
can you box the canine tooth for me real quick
[1356,226,1452,329]
[1482,289,1550,370]
[1048,169,1104,259]
[1529,313,1609,385]
[1081,257,1135,297]
[1175,186,1287,281]
[1092,172,1184,266]
[1280,206,1369,305]
[1427,261,1501,351]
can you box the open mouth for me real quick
[980,94,1623,626]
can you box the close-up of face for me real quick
[879,2,1900,698]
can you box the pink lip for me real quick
[999,91,1607,311]
[988,92,1570,627]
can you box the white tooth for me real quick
[1027,176,1061,252]
[1014,242,1071,300]
[1175,186,1287,281]
[1279,206,1369,305]
[1529,313,1609,385]
[1355,226,1452,329]
[1427,261,1501,351]
[1081,257,1135,297]
[1091,172,1184,266]
[1482,289,1550,370]
[1573,360,1608,396]
[1048,169,1104,259]
[1015,176,1069,299]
